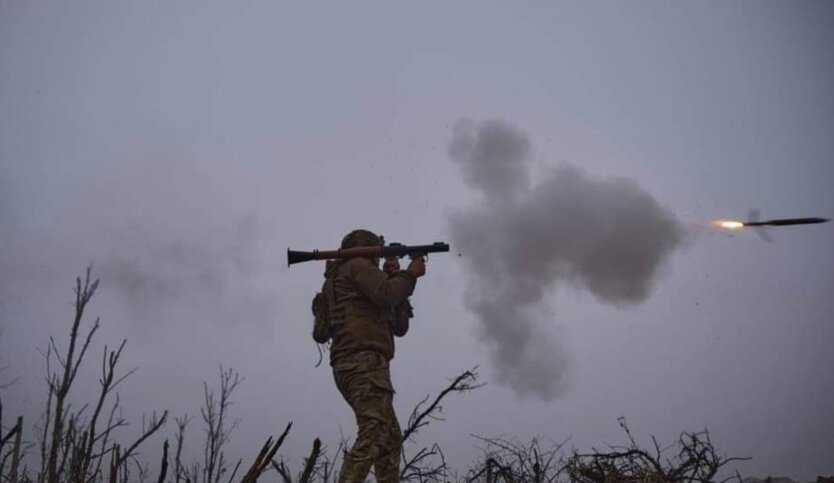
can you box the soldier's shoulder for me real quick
[342,257,377,275]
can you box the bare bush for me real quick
[3,267,167,483]
[200,366,243,483]
[457,417,751,483]
[464,435,568,483]
[563,417,750,483]
[400,367,484,482]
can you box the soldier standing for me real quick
[311,229,426,483]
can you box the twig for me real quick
[9,416,23,483]
[157,440,169,483]
[118,411,169,466]
[269,459,293,483]
[299,438,322,483]
[240,422,292,483]
[402,367,483,442]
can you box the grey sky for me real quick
[2,1,833,480]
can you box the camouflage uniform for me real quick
[333,351,402,483]
[313,230,416,483]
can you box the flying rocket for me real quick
[713,210,829,241]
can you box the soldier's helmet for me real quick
[340,229,383,249]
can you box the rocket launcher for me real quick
[287,242,450,267]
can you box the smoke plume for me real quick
[447,119,684,399]
[0,152,278,336]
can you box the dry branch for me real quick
[156,440,169,483]
[400,367,483,481]
[117,412,168,468]
[402,367,483,443]
[9,416,23,483]
[299,438,322,483]
[270,459,292,483]
[201,366,243,483]
[174,414,192,483]
[46,267,100,483]
[240,422,292,483]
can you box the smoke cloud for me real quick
[95,215,274,328]
[447,119,684,399]
[0,152,278,337]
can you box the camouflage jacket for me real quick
[316,257,416,364]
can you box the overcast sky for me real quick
[1,1,833,480]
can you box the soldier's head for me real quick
[341,229,383,249]
[341,229,384,266]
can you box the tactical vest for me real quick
[312,258,414,363]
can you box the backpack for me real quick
[311,261,339,344]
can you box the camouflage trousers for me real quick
[333,351,402,483]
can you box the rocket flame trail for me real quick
[712,216,829,230]
[713,220,745,230]
[711,214,828,242]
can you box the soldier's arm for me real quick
[347,258,416,308]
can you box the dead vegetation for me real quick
[2,268,168,483]
[0,268,756,482]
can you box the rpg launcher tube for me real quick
[287,242,450,267]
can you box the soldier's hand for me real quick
[407,256,426,278]
[383,257,400,276]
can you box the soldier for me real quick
[311,229,426,483]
